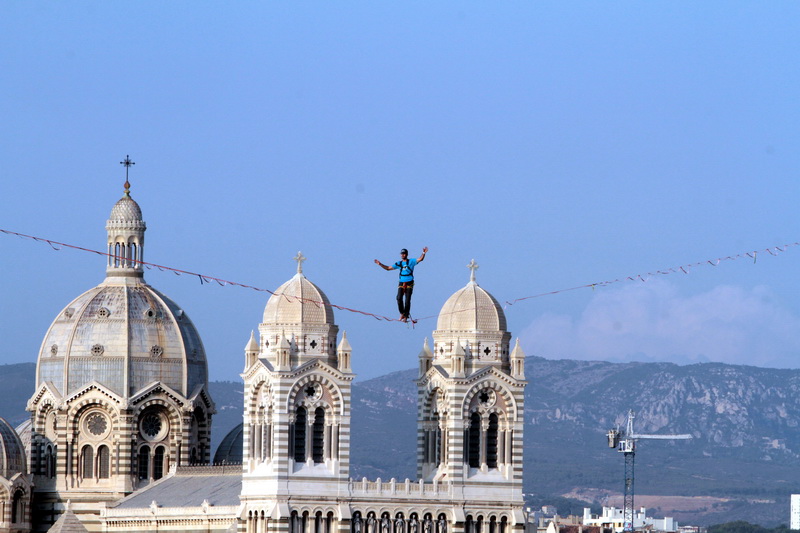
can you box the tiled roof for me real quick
[113,466,242,509]
[47,510,89,533]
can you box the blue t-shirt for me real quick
[392,258,418,283]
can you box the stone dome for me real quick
[36,276,208,399]
[108,194,144,224]
[263,273,334,326]
[213,423,243,465]
[0,417,26,478]
[436,279,506,332]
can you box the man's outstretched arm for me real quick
[374,259,394,271]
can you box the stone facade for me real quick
[24,182,215,532]
[235,258,527,533]
[10,179,528,533]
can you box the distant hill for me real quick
[4,358,800,527]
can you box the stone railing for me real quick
[102,501,239,519]
[349,477,453,497]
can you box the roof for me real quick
[213,423,244,465]
[108,194,144,224]
[436,280,506,332]
[263,272,334,326]
[36,278,208,398]
[113,466,242,509]
[47,509,89,533]
[0,417,26,478]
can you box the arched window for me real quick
[312,407,325,463]
[97,445,110,479]
[314,511,324,533]
[114,243,121,267]
[487,413,499,468]
[130,243,138,267]
[51,445,57,478]
[153,446,165,480]
[44,445,54,478]
[81,445,93,479]
[468,412,481,468]
[11,489,23,524]
[295,511,308,533]
[294,407,307,462]
[138,445,150,480]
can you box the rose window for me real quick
[87,413,108,436]
[140,412,168,441]
[478,389,496,408]
[304,383,322,401]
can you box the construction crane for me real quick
[607,410,692,533]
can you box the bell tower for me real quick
[241,255,354,530]
[417,261,526,521]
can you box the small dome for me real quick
[37,277,208,398]
[0,417,27,478]
[109,194,143,223]
[436,280,506,332]
[213,423,243,465]
[14,419,32,463]
[263,273,334,326]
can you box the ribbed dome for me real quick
[37,276,208,398]
[0,417,26,478]
[436,280,507,332]
[213,423,243,465]
[109,194,143,223]
[263,273,334,325]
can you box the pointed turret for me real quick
[276,333,291,371]
[510,338,526,379]
[452,340,466,378]
[418,338,433,377]
[244,331,260,370]
[337,331,352,373]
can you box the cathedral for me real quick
[0,175,527,533]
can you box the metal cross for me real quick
[120,155,135,193]
[467,259,479,282]
[293,251,307,274]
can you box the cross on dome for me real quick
[294,251,307,274]
[119,155,135,195]
[467,259,479,282]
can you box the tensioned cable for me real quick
[2,228,797,326]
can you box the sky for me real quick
[1,2,798,383]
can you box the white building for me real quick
[582,507,677,533]
[790,494,800,530]
[1,174,529,533]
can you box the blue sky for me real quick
[1,2,798,382]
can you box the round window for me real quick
[139,412,168,442]
[477,389,497,408]
[83,411,111,440]
[303,382,322,402]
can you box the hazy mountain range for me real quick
[3,357,800,527]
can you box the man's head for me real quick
[400,248,408,258]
